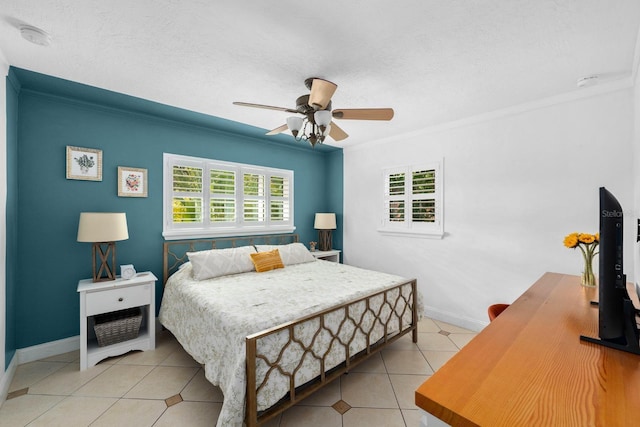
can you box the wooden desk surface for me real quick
[415,272,640,427]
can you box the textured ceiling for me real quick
[1,1,640,147]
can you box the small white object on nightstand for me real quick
[120,264,136,279]
[311,249,341,263]
[77,272,157,370]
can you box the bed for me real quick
[158,234,419,427]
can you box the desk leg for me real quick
[419,410,428,427]
[419,409,451,427]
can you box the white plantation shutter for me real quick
[411,169,436,223]
[163,153,294,239]
[170,160,204,227]
[210,169,236,223]
[243,172,265,223]
[387,171,405,222]
[270,175,290,222]
[381,161,443,238]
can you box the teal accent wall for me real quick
[5,71,20,368]
[324,150,344,251]
[10,68,343,349]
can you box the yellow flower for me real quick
[563,233,579,248]
[563,231,598,249]
[578,233,596,244]
[564,231,598,287]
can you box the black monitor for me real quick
[580,187,640,354]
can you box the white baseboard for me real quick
[14,318,161,366]
[0,337,79,408]
[17,335,80,365]
[423,305,487,333]
[0,353,18,405]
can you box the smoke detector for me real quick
[20,25,51,47]
[577,75,599,88]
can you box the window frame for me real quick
[163,153,295,240]
[379,160,443,239]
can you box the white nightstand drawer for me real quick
[85,283,151,316]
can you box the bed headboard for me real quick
[162,233,299,285]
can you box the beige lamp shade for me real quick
[77,212,129,242]
[314,213,336,230]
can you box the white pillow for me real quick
[187,246,257,280]
[255,242,316,266]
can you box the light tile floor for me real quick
[0,318,477,427]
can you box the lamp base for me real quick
[318,230,333,252]
[92,242,117,282]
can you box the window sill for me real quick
[377,228,444,239]
[163,225,296,240]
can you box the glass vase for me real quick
[581,254,596,287]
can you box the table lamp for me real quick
[314,213,336,252]
[77,212,129,282]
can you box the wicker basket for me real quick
[93,307,142,347]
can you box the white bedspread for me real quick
[158,260,415,427]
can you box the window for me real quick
[163,153,294,239]
[380,161,443,238]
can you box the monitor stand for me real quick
[580,297,640,355]
[586,299,640,316]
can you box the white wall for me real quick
[344,86,635,331]
[0,49,8,386]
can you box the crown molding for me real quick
[346,77,634,153]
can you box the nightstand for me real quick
[77,272,157,370]
[311,249,341,263]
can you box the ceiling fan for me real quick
[233,77,394,147]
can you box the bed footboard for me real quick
[245,278,418,426]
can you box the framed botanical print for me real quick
[66,146,102,181]
[118,166,148,197]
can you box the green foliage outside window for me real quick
[389,173,404,195]
[412,170,435,222]
[270,176,285,197]
[211,170,235,194]
[244,173,264,196]
[172,165,202,192]
[172,197,202,223]
[412,170,435,194]
[173,166,203,223]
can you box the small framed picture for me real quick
[66,146,102,181]
[118,166,148,197]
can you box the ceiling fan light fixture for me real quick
[233,77,393,147]
[314,110,332,127]
[309,135,318,147]
[286,116,303,136]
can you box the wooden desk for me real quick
[415,272,640,427]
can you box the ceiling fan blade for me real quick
[308,78,337,110]
[329,121,348,141]
[332,108,394,121]
[233,101,298,114]
[265,124,288,135]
